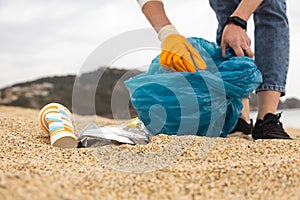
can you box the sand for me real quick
[0,105,300,200]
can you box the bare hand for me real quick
[221,24,254,58]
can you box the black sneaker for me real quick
[252,113,292,140]
[230,118,253,135]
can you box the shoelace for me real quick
[259,113,289,136]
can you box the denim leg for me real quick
[209,0,241,45]
[209,0,289,96]
[254,0,289,96]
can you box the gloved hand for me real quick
[158,25,206,72]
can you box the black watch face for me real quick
[228,16,247,29]
[235,17,246,26]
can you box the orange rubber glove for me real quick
[158,25,206,72]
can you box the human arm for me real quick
[138,0,206,71]
[139,0,171,32]
[221,0,263,57]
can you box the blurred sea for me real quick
[250,108,300,129]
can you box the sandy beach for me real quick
[0,105,300,200]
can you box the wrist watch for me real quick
[225,16,247,30]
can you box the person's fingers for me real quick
[221,42,228,57]
[246,38,251,48]
[244,48,254,58]
[235,49,245,57]
[181,53,196,72]
[159,50,172,70]
[172,54,187,72]
[159,50,167,65]
[182,58,196,72]
[232,44,245,57]
[168,47,187,71]
[160,50,186,72]
[166,46,197,72]
[167,53,180,72]
[240,42,254,58]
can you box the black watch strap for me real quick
[225,16,247,30]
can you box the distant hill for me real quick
[0,68,142,118]
[1,69,299,119]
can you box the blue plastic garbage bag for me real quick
[125,37,262,137]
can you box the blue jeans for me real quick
[209,0,289,96]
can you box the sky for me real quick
[0,0,299,99]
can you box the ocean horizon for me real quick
[250,108,300,129]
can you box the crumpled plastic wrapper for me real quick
[77,117,149,147]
